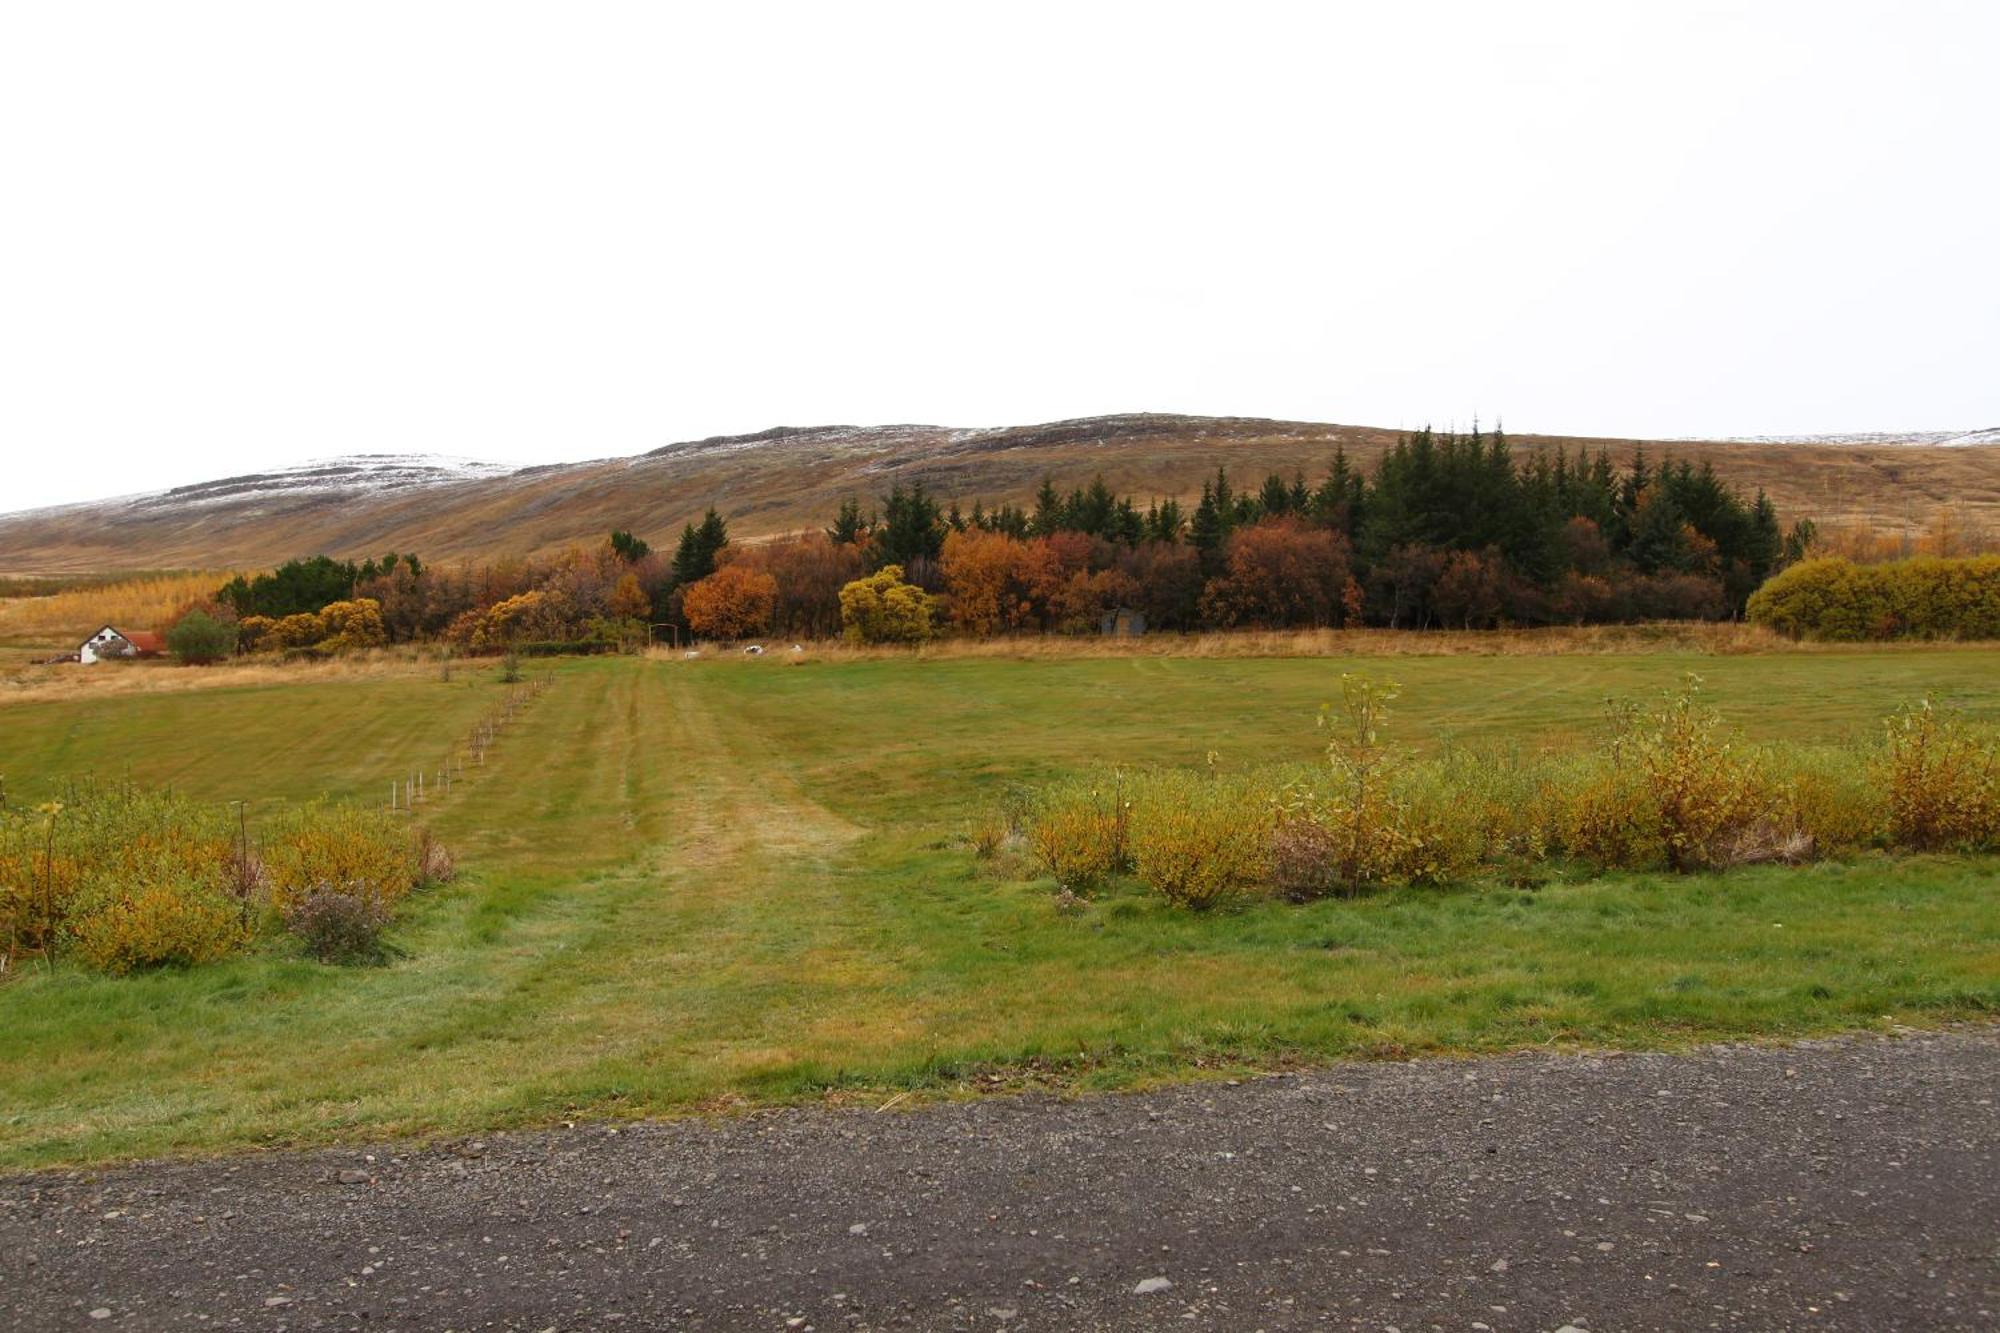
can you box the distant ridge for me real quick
[2,413,1996,574]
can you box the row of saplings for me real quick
[994,676,2000,908]
[0,782,454,973]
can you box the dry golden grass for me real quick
[653,622,1880,664]
[0,649,439,707]
[0,570,235,641]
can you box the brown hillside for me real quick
[2,414,1995,573]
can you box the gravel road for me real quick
[4,1029,1995,1332]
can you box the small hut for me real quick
[1098,607,1147,638]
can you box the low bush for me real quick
[165,608,239,665]
[1621,676,1771,871]
[0,781,449,974]
[1128,775,1269,909]
[414,826,457,887]
[69,882,246,975]
[1536,758,1662,870]
[261,802,419,914]
[964,811,1010,860]
[1766,747,1881,855]
[283,888,391,965]
[1026,778,1129,890]
[1268,813,1342,901]
[1879,701,2000,850]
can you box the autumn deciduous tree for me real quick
[1431,549,1506,629]
[682,564,778,640]
[1554,572,1617,625]
[1198,519,1357,629]
[732,533,867,638]
[1044,568,1138,634]
[839,565,934,643]
[940,529,1045,636]
[1115,540,1204,631]
[608,572,651,622]
[456,589,579,649]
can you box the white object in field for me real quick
[683,649,700,659]
[791,644,804,653]
[744,644,764,655]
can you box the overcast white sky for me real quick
[3,1,1996,513]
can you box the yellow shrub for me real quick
[1130,780,1269,909]
[266,612,327,650]
[1879,701,2000,850]
[69,884,246,974]
[1767,749,1882,854]
[839,565,935,645]
[1626,680,1770,871]
[261,803,419,912]
[1537,761,1663,870]
[316,599,389,652]
[235,614,276,652]
[1389,772,1485,885]
[1027,784,1127,890]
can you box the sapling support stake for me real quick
[233,800,253,930]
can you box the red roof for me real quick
[122,630,166,655]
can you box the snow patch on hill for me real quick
[1701,428,2000,448]
[136,454,516,510]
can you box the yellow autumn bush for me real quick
[0,782,447,973]
[994,678,1969,911]
[261,801,420,913]
[1128,775,1269,909]
[70,883,246,975]
[1026,778,1129,890]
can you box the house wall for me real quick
[79,628,132,665]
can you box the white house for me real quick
[78,626,165,664]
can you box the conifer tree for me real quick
[877,483,945,567]
[671,508,730,587]
[1190,481,1228,576]
[1030,477,1065,537]
[827,498,870,545]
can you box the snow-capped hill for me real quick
[640,424,957,462]
[4,415,1996,576]
[138,454,517,510]
[1706,428,2000,448]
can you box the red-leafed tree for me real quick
[1198,519,1357,629]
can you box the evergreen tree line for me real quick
[819,427,1807,629]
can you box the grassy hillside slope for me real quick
[3,414,1996,573]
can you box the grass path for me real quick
[2,651,1997,1167]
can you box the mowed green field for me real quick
[1,647,1997,1167]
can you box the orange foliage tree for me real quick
[683,564,778,640]
[940,529,1047,636]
